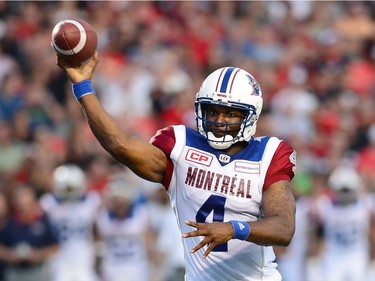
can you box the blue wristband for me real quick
[229,220,250,240]
[72,80,95,100]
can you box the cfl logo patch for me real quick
[185,149,213,167]
[219,154,230,163]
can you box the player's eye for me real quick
[206,110,218,117]
[227,111,245,119]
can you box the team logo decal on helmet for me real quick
[246,74,261,96]
[195,67,263,150]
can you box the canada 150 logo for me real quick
[185,149,213,167]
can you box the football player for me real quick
[95,174,155,281]
[40,164,101,281]
[55,52,297,281]
[314,165,374,281]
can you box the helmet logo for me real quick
[245,74,261,96]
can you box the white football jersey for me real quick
[151,125,296,281]
[96,203,152,281]
[316,195,372,281]
[40,191,101,281]
[317,195,371,255]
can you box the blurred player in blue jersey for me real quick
[314,165,374,281]
[40,164,101,281]
[55,52,296,281]
[95,173,155,281]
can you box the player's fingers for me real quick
[182,221,208,238]
[92,51,99,62]
[56,54,80,77]
[55,53,65,69]
[81,52,99,80]
[184,220,200,229]
[87,52,99,69]
[182,229,201,238]
[190,238,210,254]
[202,242,217,258]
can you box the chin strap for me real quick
[206,132,234,150]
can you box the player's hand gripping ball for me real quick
[51,18,97,64]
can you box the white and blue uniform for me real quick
[316,195,372,281]
[151,125,296,281]
[40,191,101,281]
[96,203,152,281]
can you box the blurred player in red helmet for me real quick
[55,52,297,281]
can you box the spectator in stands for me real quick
[0,183,59,281]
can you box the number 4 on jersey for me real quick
[196,194,228,252]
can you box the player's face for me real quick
[335,188,357,205]
[108,196,132,216]
[203,104,246,139]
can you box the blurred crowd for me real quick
[0,1,375,281]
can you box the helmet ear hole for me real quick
[249,113,257,124]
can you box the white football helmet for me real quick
[52,164,86,201]
[195,66,263,150]
[328,166,362,192]
[105,173,136,200]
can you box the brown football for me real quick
[51,18,97,63]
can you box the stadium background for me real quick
[0,1,375,280]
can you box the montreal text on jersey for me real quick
[185,166,252,198]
